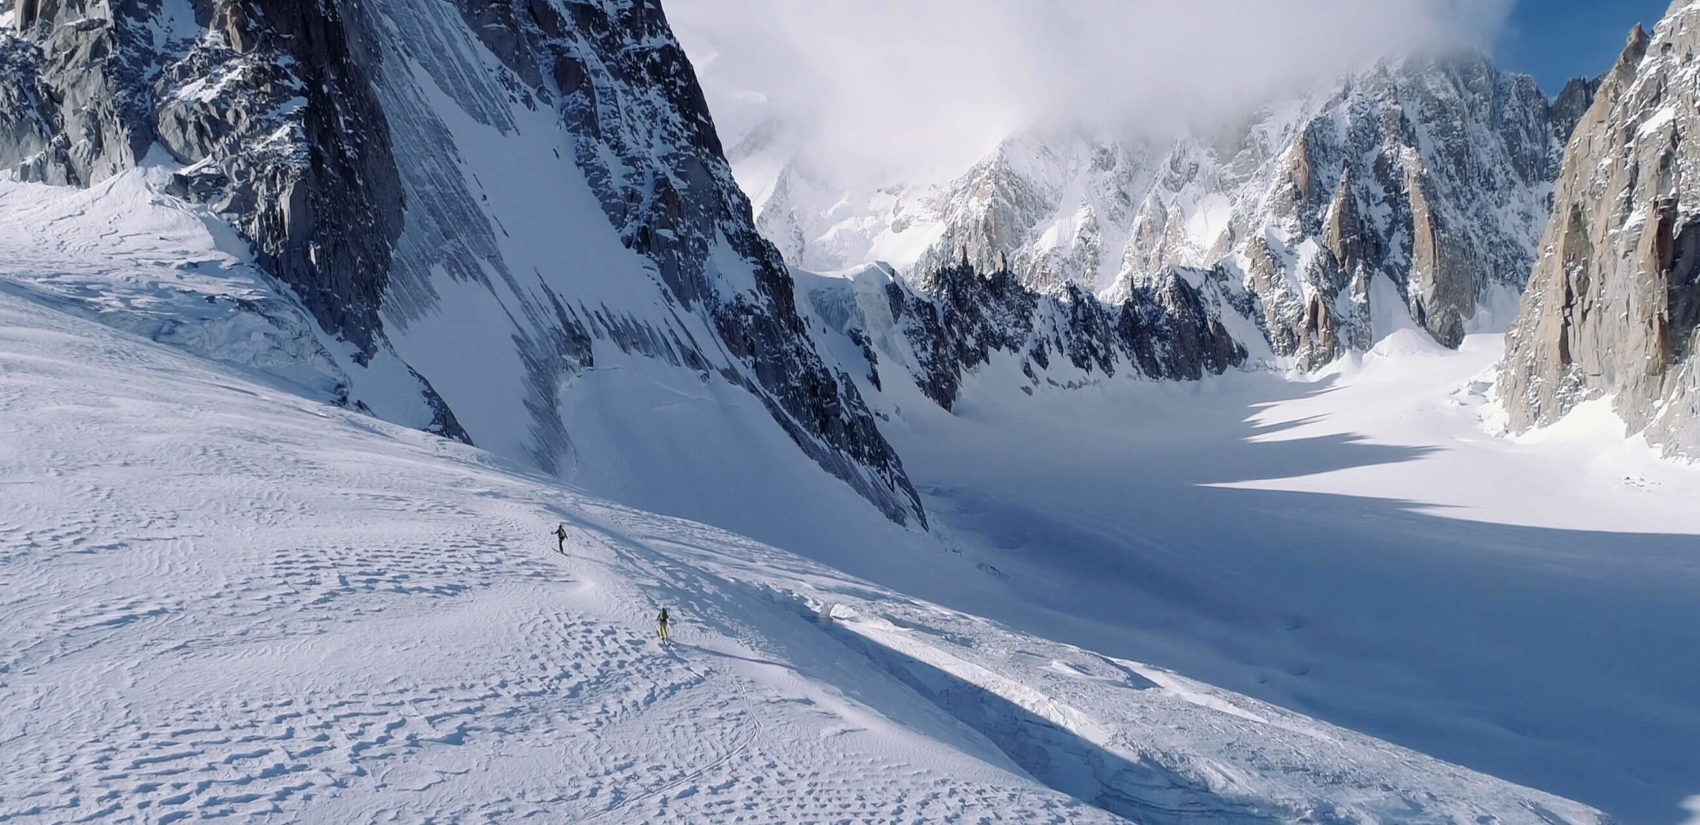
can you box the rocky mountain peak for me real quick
[1551,76,1601,141]
[1501,3,1700,456]
[747,49,1585,377]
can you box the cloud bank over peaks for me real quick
[670,0,1515,184]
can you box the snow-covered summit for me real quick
[750,51,1592,373]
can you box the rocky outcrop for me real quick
[3,0,438,418]
[0,0,926,526]
[751,52,1589,371]
[6,0,155,185]
[169,2,405,361]
[801,259,1244,411]
[913,134,1152,297]
[1502,6,1700,455]
[0,32,74,184]
[1550,76,1602,142]
[1323,168,1376,354]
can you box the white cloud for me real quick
[669,0,1514,181]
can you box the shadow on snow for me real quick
[879,373,1700,825]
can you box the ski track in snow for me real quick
[0,283,1610,823]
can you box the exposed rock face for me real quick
[3,0,440,420]
[799,260,1244,411]
[1551,76,1602,141]
[5,0,155,185]
[1503,6,1700,455]
[751,53,1589,371]
[168,1,404,360]
[913,134,1153,298]
[500,0,922,523]
[0,0,925,526]
[0,24,76,184]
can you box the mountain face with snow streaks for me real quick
[1503,2,1700,456]
[799,259,1245,412]
[0,0,924,527]
[753,54,1592,377]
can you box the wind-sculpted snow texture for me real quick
[1503,2,1700,456]
[752,55,1592,372]
[0,288,1609,824]
[0,0,924,528]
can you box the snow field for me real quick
[863,327,1700,824]
[0,286,1606,823]
[0,294,1110,823]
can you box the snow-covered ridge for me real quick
[0,0,926,533]
[0,285,1608,823]
[748,52,1594,379]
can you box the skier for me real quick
[553,523,567,555]
[657,608,671,643]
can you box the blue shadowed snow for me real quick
[820,338,1700,825]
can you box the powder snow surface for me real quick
[0,285,1611,823]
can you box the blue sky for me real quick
[1496,0,1673,92]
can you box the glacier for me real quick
[2,1,1698,823]
[0,273,1615,824]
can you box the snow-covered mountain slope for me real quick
[1503,2,1700,457]
[1,5,1691,824]
[0,158,446,427]
[0,288,1613,824]
[0,0,924,536]
[749,53,1594,375]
